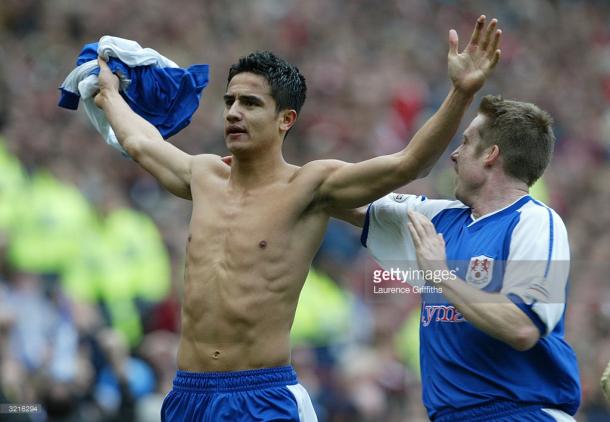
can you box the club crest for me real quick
[392,193,408,203]
[466,255,494,288]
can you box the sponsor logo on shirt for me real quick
[421,305,465,327]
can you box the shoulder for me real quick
[289,159,347,186]
[516,198,567,233]
[191,154,230,178]
[297,159,346,177]
[509,197,569,259]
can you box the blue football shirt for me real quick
[362,193,581,419]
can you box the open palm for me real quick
[448,16,502,95]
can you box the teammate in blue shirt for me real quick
[345,95,581,421]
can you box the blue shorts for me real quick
[433,401,575,422]
[161,366,317,421]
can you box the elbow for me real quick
[395,152,432,181]
[394,154,421,183]
[509,325,540,351]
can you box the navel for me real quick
[212,350,221,359]
[258,240,267,249]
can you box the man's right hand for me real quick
[94,57,120,109]
[447,15,502,96]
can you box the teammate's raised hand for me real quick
[448,15,502,95]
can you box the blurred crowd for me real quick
[1,0,610,420]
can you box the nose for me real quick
[225,102,241,123]
[450,146,460,162]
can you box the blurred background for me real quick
[1,0,609,420]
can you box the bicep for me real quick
[316,154,418,209]
[129,136,195,199]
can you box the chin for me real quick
[226,137,247,150]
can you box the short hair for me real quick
[228,51,307,114]
[477,95,555,187]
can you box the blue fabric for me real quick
[433,400,560,422]
[58,41,209,140]
[360,205,372,247]
[161,366,301,422]
[414,196,580,419]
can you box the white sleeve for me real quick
[362,193,461,286]
[501,203,570,336]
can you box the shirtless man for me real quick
[94,16,501,421]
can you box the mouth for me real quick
[225,126,248,138]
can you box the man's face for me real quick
[223,72,281,154]
[450,114,489,203]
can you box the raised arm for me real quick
[94,57,205,199]
[314,16,501,209]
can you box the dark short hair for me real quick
[477,95,555,187]
[228,51,307,114]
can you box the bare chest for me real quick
[186,178,324,269]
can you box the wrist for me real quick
[97,88,121,109]
[449,86,476,103]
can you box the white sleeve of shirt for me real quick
[501,201,570,336]
[364,193,463,287]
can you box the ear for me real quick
[484,145,500,167]
[279,110,297,133]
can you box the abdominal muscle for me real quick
[174,160,330,372]
[176,210,324,372]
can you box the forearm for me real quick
[398,87,473,176]
[439,272,540,351]
[97,90,163,156]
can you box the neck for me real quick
[468,178,529,219]
[229,147,288,189]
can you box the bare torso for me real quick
[178,156,330,371]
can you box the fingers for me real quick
[448,29,459,57]
[408,211,436,248]
[480,18,497,52]
[467,15,486,47]
[490,27,502,54]
[97,56,109,71]
[490,49,501,69]
[409,211,438,237]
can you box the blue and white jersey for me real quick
[362,193,581,419]
[59,36,209,157]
